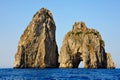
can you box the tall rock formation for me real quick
[14,8,59,68]
[59,22,115,68]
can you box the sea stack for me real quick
[14,8,59,68]
[59,22,115,68]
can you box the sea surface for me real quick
[0,68,120,80]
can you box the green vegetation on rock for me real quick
[85,31,97,35]
[100,39,105,47]
[75,32,82,35]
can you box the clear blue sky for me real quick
[0,0,120,68]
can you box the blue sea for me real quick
[0,68,120,80]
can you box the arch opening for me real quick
[72,52,83,68]
[78,61,84,68]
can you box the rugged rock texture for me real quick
[14,8,59,68]
[106,53,115,68]
[59,22,115,68]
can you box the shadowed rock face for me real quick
[59,22,115,69]
[14,8,59,68]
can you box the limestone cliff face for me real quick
[59,22,115,68]
[14,8,59,68]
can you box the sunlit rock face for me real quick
[14,8,59,68]
[59,22,115,69]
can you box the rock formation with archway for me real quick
[59,22,115,68]
[14,8,115,69]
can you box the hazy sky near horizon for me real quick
[0,0,120,68]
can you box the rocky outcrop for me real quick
[14,8,59,68]
[59,22,115,68]
[106,53,115,68]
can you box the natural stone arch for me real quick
[59,22,115,69]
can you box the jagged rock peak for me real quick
[59,22,115,69]
[14,8,59,68]
[33,8,53,19]
[72,22,87,31]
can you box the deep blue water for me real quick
[0,68,120,80]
